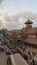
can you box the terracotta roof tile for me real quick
[26,27,37,35]
[24,37,37,45]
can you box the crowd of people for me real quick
[6,38,37,65]
[12,46,37,65]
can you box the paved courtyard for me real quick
[0,52,7,65]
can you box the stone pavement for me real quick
[0,52,7,65]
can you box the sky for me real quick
[0,0,37,30]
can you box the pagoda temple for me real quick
[24,19,37,47]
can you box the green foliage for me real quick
[0,28,7,35]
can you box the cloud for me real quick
[0,11,37,30]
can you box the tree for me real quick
[1,28,7,37]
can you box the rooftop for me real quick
[26,27,37,35]
[24,37,37,45]
[25,19,33,24]
[10,53,28,65]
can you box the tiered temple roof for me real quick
[26,27,37,35]
[25,19,33,24]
